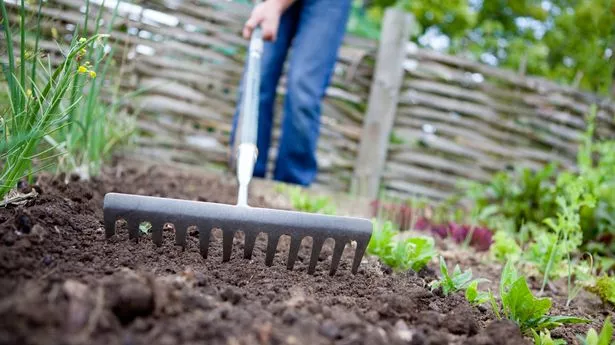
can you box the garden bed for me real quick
[0,161,609,345]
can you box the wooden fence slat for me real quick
[352,8,414,199]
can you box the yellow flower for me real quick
[78,65,87,74]
[26,89,32,97]
[89,71,97,79]
[51,27,58,40]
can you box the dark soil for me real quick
[0,162,605,345]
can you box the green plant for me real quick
[577,316,614,345]
[538,175,595,293]
[457,105,615,264]
[366,219,397,257]
[0,0,106,199]
[47,0,136,179]
[429,255,488,296]
[531,329,567,345]
[490,261,590,335]
[367,219,436,272]
[583,274,615,306]
[381,235,436,272]
[490,230,522,263]
[287,186,336,215]
[465,280,490,306]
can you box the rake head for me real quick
[103,192,373,276]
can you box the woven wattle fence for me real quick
[3,0,615,202]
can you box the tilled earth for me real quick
[0,162,600,345]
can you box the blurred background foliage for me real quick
[346,0,615,96]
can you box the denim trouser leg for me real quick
[229,3,300,177]
[273,0,353,186]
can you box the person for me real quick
[229,0,353,187]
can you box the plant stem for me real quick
[19,0,26,116]
[30,0,43,90]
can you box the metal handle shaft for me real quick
[236,23,264,207]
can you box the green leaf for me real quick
[466,280,490,305]
[596,316,614,345]
[500,259,519,298]
[530,315,590,331]
[583,329,599,345]
[503,277,552,328]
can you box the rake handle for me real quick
[236,3,264,207]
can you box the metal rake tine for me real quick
[351,239,370,274]
[104,211,117,239]
[198,223,213,258]
[222,229,235,262]
[308,238,325,275]
[286,236,302,271]
[174,222,188,248]
[329,239,347,276]
[243,231,258,260]
[127,220,140,241]
[265,234,281,266]
[151,221,165,246]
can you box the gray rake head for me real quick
[103,192,373,276]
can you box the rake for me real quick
[103,17,373,276]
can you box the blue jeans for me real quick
[229,0,352,186]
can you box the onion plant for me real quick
[46,0,137,180]
[0,0,107,199]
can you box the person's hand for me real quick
[242,1,289,41]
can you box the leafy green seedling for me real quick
[429,255,488,296]
[577,316,614,345]
[366,219,397,257]
[465,280,490,306]
[490,230,522,263]
[492,261,590,334]
[288,186,335,215]
[139,221,152,234]
[381,236,436,272]
[531,329,566,345]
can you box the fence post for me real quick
[351,8,414,199]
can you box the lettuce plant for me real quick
[490,261,590,335]
[367,220,436,272]
[381,235,436,272]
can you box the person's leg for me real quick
[273,0,353,186]
[229,2,301,177]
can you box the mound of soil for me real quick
[0,162,594,345]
